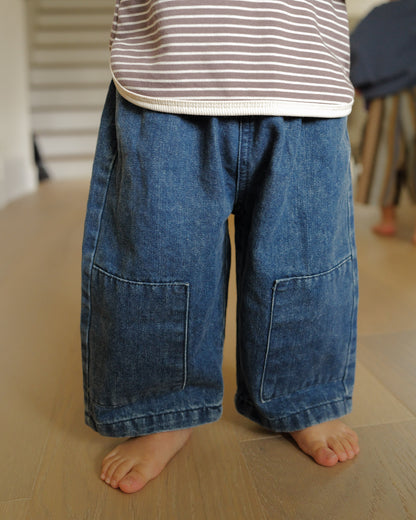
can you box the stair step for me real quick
[34,31,110,45]
[32,109,102,133]
[42,158,95,180]
[39,0,114,8]
[31,86,108,109]
[31,67,111,87]
[37,134,98,158]
[28,0,113,179]
[31,47,108,65]
[36,13,112,27]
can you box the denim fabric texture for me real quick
[81,82,358,437]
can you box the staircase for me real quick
[27,0,115,179]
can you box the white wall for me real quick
[0,0,37,209]
[347,0,386,18]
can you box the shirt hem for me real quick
[112,76,353,119]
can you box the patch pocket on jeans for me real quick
[260,256,356,403]
[88,266,189,407]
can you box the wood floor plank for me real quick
[241,421,416,520]
[355,204,416,337]
[345,362,414,428]
[0,180,87,501]
[355,201,416,251]
[25,352,121,520]
[0,500,30,520]
[0,179,88,276]
[359,330,416,416]
[357,271,416,337]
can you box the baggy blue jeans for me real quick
[81,82,358,437]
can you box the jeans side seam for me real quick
[342,179,359,394]
[342,258,358,396]
[84,153,118,396]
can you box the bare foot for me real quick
[101,429,192,493]
[372,223,396,237]
[289,419,359,467]
[372,206,396,237]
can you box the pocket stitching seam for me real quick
[260,254,354,404]
[88,265,190,407]
[272,254,352,288]
[92,264,190,288]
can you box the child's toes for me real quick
[102,458,123,485]
[110,461,135,489]
[314,446,339,467]
[119,468,148,494]
[101,453,119,479]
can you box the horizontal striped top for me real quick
[110,0,354,117]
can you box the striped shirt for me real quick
[110,0,354,117]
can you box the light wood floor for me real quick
[1,179,416,520]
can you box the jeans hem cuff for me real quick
[235,394,352,432]
[85,404,222,437]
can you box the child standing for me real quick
[81,0,360,494]
[350,0,416,244]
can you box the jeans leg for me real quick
[234,116,358,432]
[81,87,237,437]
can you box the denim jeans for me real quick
[81,82,358,437]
